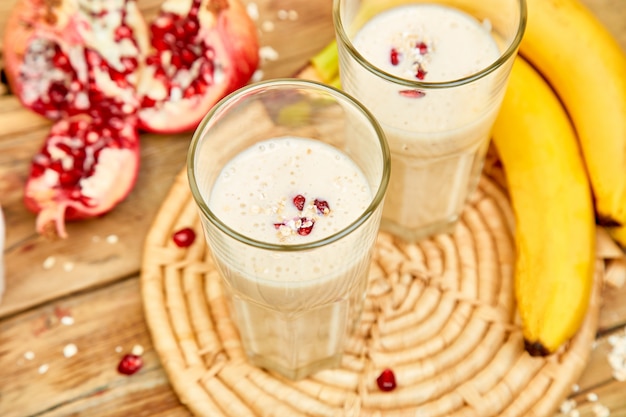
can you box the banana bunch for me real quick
[302,0,626,356]
[491,57,596,356]
[504,0,626,354]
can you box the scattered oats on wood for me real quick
[63,343,78,358]
[259,46,279,63]
[246,2,259,20]
[42,256,56,270]
[131,344,144,356]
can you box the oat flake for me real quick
[106,234,119,244]
[38,364,49,374]
[42,256,56,270]
[63,343,78,358]
[24,351,35,360]
[246,2,259,20]
[131,344,144,356]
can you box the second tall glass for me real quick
[334,0,526,241]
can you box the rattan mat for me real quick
[140,169,603,417]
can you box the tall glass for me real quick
[187,79,390,380]
[334,0,526,241]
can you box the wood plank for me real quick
[0,273,624,416]
[0,277,193,417]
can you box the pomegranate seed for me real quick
[180,48,197,66]
[117,354,143,375]
[313,199,330,215]
[194,81,207,94]
[297,217,315,236]
[390,48,401,66]
[293,194,306,211]
[152,37,169,52]
[114,25,132,41]
[376,368,397,391]
[121,57,138,72]
[52,52,71,71]
[172,227,196,247]
[399,90,426,98]
[59,169,81,186]
[416,41,428,54]
[110,70,127,85]
[31,163,46,178]
[184,19,199,34]
[174,24,186,39]
[183,85,197,98]
[49,83,69,104]
[141,96,157,108]
[171,54,183,69]
[416,67,427,80]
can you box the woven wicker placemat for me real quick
[140,168,603,417]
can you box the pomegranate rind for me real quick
[23,116,140,238]
[136,0,260,133]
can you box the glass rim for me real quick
[332,0,528,89]
[187,78,391,252]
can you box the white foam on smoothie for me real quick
[353,4,499,83]
[209,136,372,245]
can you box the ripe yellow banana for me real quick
[520,0,626,229]
[492,57,596,356]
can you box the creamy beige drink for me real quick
[206,136,375,379]
[337,2,517,241]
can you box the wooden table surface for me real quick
[1,1,625,416]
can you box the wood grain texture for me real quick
[0,0,624,416]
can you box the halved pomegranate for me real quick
[136,0,260,133]
[24,114,140,238]
[3,0,150,121]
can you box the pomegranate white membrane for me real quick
[336,2,523,241]
[205,137,376,379]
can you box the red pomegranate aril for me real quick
[416,41,428,54]
[52,52,72,72]
[399,89,426,98]
[184,19,199,34]
[121,57,138,72]
[141,96,157,108]
[49,83,69,104]
[416,67,427,80]
[180,49,196,66]
[59,170,81,186]
[114,25,133,41]
[313,199,330,215]
[293,194,306,211]
[117,354,143,375]
[390,48,401,66]
[297,218,315,236]
[172,227,197,248]
[376,368,397,392]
